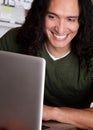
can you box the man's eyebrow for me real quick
[46,12,79,19]
[46,11,58,17]
[67,16,79,19]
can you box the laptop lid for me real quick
[0,51,46,130]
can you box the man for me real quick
[0,0,93,129]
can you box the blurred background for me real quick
[0,0,33,37]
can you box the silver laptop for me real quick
[0,51,46,130]
[0,51,77,130]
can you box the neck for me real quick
[45,43,71,58]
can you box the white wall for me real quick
[0,0,33,37]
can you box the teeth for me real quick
[54,34,67,39]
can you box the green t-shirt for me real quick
[0,27,24,53]
[0,28,93,108]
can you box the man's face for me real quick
[44,0,80,56]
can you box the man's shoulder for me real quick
[5,27,20,37]
[0,27,22,53]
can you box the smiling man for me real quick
[0,0,93,129]
[45,0,79,58]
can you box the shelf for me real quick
[0,21,21,28]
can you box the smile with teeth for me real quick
[54,33,67,39]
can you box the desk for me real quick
[42,121,78,130]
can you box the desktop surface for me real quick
[42,121,78,130]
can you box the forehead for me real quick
[48,0,80,16]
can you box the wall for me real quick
[0,0,33,37]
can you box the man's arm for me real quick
[43,105,93,129]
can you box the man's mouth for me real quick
[54,34,67,39]
[51,32,68,40]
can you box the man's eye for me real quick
[68,18,76,22]
[68,18,78,22]
[48,14,55,19]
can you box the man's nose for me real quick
[55,19,66,34]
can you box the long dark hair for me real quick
[72,0,93,67]
[17,0,93,68]
[17,0,50,55]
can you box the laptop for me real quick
[0,51,46,130]
[0,51,77,130]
